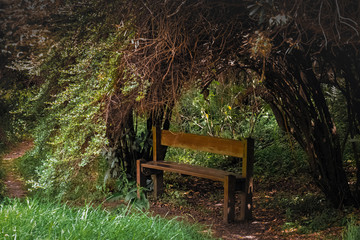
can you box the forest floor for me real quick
[2,140,33,198]
[2,142,344,239]
[147,175,343,240]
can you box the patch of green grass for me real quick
[0,198,215,240]
[0,159,5,200]
[0,146,9,200]
[343,218,360,240]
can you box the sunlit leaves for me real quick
[20,22,133,200]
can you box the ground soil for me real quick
[1,142,344,239]
[147,175,343,240]
[2,140,33,198]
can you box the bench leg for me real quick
[245,181,253,220]
[224,174,236,223]
[152,171,164,199]
[239,192,246,221]
[137,159,146,199]
[239,186,253,221]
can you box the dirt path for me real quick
[146,176,343,240]
[2,140,33,198]
[147,178,281,240]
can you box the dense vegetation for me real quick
[1,0,360,238]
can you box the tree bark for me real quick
[264,51,357,207]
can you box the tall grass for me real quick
[343,218,360,240]
[0,161,4,200]
[0,198,215,240]
[0,151,7,200]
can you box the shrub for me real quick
[0,158,5,200]
[16,20,133,201]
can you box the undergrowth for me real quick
[106,170,149,210]
[15,17,135,201]
[257,190,347,234]
[168,81,308,178]
[0,158,5,200]
[0,198,214,240]
[343,218,360,240]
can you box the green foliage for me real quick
[172,80,252,139]
[166,148,232,170]
[169,80,307,178]
[0,87,35,148]
[343,218,360,240]
[0,198,214,240]
[168,80,258,171]
[0,38,35,148]
[106,170,149,210]
[253,114,307,179]
[0,159,5,200]
[7,1,149,204]
[16,21,133,201]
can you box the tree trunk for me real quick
[264,51,357,207]
[106,104,173,179]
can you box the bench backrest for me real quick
[152,126,254,178]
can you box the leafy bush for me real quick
[15,20,133,201]
[0,87,35,149]
[171,80,252,139]
[106,170,149,210]
[253,115,307,180]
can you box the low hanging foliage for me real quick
[18,21,135,200]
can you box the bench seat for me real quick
[141,160,243,182]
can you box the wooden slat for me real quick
[141,161,244,182]
[161,130,245,158]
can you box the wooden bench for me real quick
[137,126,254,223]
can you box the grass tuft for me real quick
[343,218,360,240]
